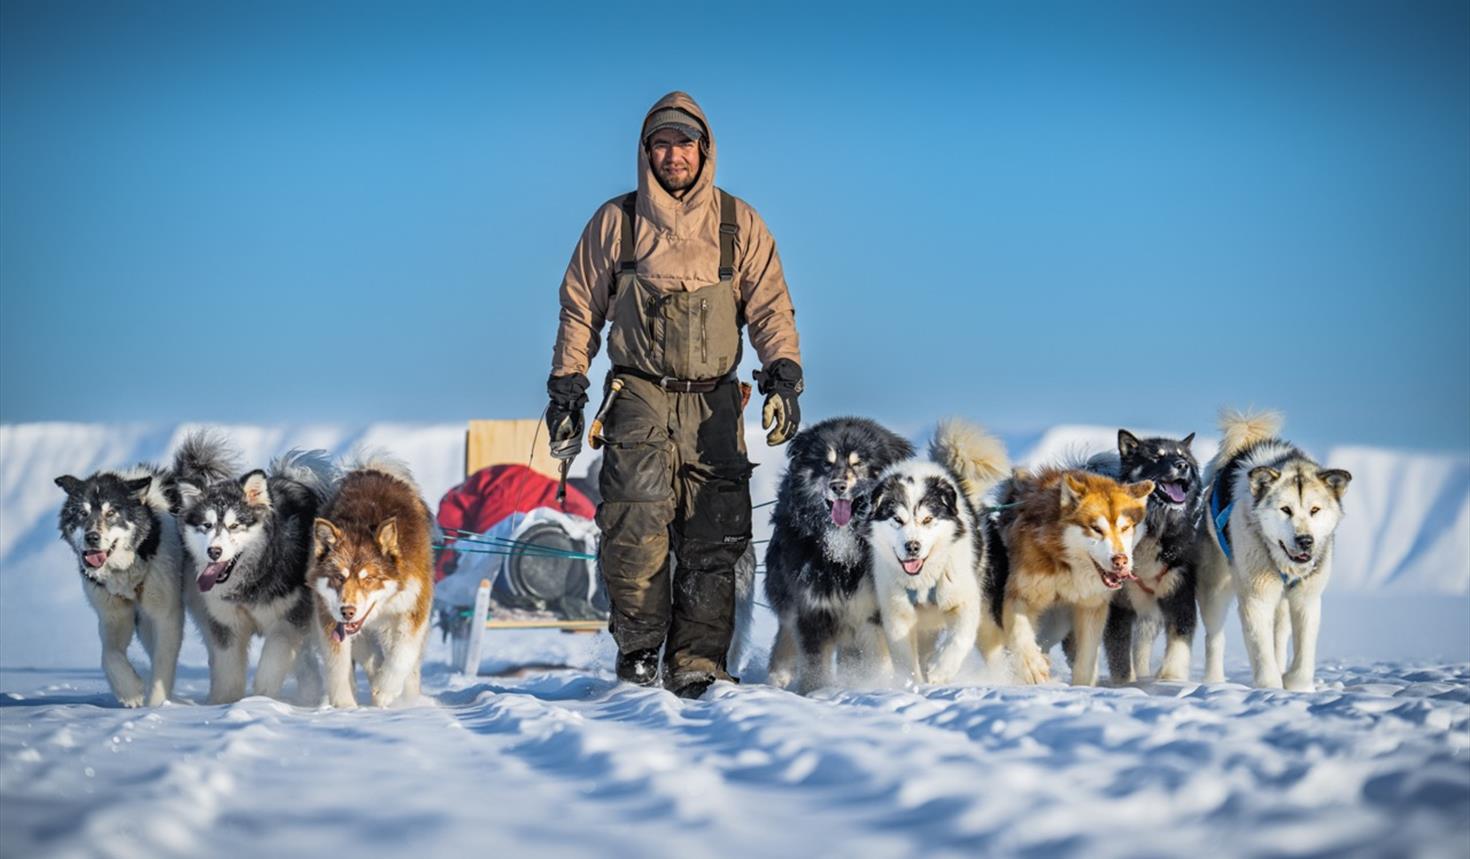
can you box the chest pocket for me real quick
[604,191,742,380]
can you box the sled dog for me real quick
[54,432,234,706]
[181,447,335,704]
[860,420,1008,685]
[984,469,1153,685]
[309,456,434,708]
[1198,410,1351,690]
[763,417,914,693]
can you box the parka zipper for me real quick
[700,298,708,364]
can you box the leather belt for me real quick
[612,366,734,394]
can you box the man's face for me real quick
[646,128,702,195]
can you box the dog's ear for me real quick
[313,518,340,556]
[123,476,153,499]
[55,475,85,496]
[1126,479,1155,500]
[1060,473,1088,508]
[1117,430,1140,459]
[1248,466,1280,501]
[375,517,399,558]
[1319,469,1352,499]
[1180,432,1196,450]
[241,471,271,508]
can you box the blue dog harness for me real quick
[1210,473,1303,591]
[906,585,936,607]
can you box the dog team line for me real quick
[55,408,1349,707]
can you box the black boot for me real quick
[670,677,714,700]
[615,648,661,686]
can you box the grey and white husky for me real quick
[54,432,235,706]
[180,448,337,704]
[1198,410,1352,690]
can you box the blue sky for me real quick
[2,1,1466,452]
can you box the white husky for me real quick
[1198,409,1352,690]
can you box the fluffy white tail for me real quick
[344,447,422,497]
[270,449,339,502]
[1217,408,1283,463]
[930,419,1010,509]
[172,429,240,486]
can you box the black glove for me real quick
[753,359,803,446]
[546,373,589,460]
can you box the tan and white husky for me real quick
[309,457,434,708]
[983,469,1153,685]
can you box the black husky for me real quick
[1087,429,1205,682]
[763,417,914,693]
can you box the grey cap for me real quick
[643,107,704,143]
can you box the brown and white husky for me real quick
[308,456,434,708]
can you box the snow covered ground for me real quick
[2,422,1467,857]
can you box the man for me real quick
[545,92,803,698]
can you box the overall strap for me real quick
[610,192,637,298]
[718,189,737,281]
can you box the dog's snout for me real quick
[84,531,101,548]
[903,540,921,556]
[1111,553,1130,570]
[207,546,222,561]
[1295,534,1314,551]
[340,605,356,621]
[829,480,849,496]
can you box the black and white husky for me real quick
[54,433,235,706]
[1086,430,1204,682]
[763,417,914,693]
[181,449,336,704]
[859,420,1008,685]
[1198,410,1352,690]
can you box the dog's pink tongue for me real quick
[83,551,108,569]
[333,623,347,643]
[902,558,924,575]
[1162,482,1187,503]
[197,562,227,592]
[831,499,853,527]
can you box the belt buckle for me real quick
[659,376,683,392]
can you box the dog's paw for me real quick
[1283,670,1315,692]
[767,668,794,690]
[144,689,168,707]
[1253,672,1284,690]
[328,694,359,710]
[116,692,145,708]
[1015,649,1050,685]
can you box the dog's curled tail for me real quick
[344,448,423,498]
[1217,408,1283,463]
[270,449,339,502]
[172,428,240,487]
[930,419,1011,510]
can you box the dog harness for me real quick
[1209,473,1304,591]
[906,584,936,607]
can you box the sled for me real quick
[443,419,607,676]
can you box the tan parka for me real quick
[550,92,801,378]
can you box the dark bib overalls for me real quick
[597,190,753,683]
